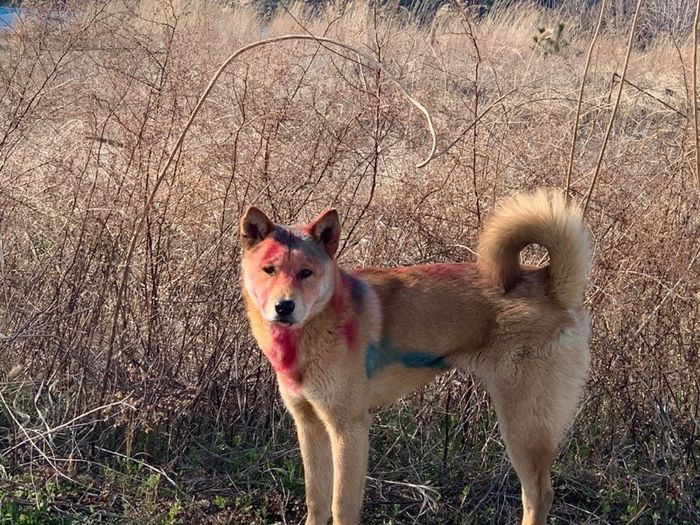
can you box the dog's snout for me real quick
[275,300,295,317]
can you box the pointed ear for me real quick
[309,209,341,258]
[240,206,273,249]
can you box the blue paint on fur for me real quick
[272,226,328,259]
[365,339,448,378]
[272,228,304,249]
[399,352,447,368]
[348,274,367,308]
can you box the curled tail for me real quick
[477,191,591,308]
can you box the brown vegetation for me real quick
[0,0,698,523]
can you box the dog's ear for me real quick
[309,209,340,258]
[240,206,273,248]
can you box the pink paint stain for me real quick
[257,239,287,263]
[331,271,361,352]
[342,318,357,348]
[265,325,302,392]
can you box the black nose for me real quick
[275,300,295,317]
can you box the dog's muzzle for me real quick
[274,300,295,324]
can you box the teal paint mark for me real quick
[348,274,368,308]
[365,339,448,379]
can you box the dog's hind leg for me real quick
[484,332,589,524]
[486,373,560,525]
[492,412,556,525]
[283,394,333,525]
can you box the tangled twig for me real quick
[565,0,606,201]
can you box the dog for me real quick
[239,191,591,525]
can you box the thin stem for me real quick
[565,0,607,202]
[692,0,700,188]
[582,0,644,217]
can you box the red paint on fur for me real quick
[256,288,271,312]
[274,329,298,370]
[265,325,302,391]
[257,240,287,263]
[343,318,357,348]
[333,271,361,352]
[244,233,326,317]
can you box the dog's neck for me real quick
[265,323,303,392]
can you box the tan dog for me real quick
[239,191,591,525]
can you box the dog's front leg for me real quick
[327,412,371,525]
[282,393,333,525]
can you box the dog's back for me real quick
[356,191,591,390]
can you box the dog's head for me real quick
[239,207,340,327]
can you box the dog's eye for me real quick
[298,268,313,279]
[262,266,275,275]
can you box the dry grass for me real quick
[0,0,698,523]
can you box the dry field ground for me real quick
[0,0,698,523]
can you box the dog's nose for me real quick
[275,300,295,317]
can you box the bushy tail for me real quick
[477,191,591,308]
